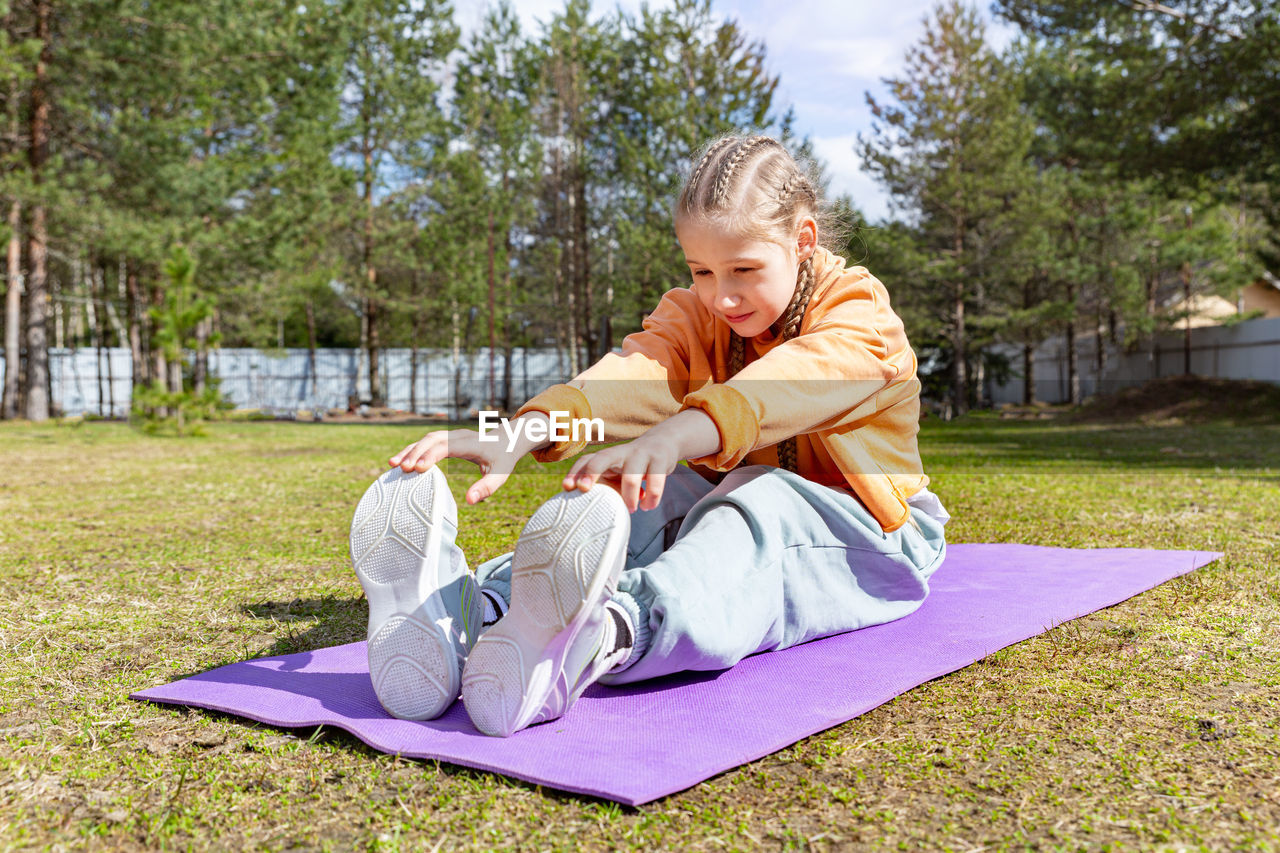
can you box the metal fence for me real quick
[9,317,1276,417]
[989,315,1280,405]
[0,347,573,420]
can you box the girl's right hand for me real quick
[389,429,518,505]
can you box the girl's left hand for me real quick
[563,435,680,513]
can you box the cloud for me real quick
[810,36,906,82]
[810,133,891,223]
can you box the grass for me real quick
[0,409,1276,851]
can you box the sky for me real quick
[456,0,1017,223]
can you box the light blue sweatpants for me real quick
[474,465,947,685]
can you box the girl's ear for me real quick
[796,216,817,262]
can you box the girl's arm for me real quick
[386,287,709,508]
[513,288,716,462]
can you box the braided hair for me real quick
[680,135,821,474]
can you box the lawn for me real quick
[0,408,1276,851]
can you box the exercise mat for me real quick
[131,544,1221,805]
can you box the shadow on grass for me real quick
[240,595,367,659]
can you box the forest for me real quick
[0,0,1276,421]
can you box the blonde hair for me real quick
[677,135,826,247]
[676,135,829,473]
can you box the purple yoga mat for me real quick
[132,544,1220,805]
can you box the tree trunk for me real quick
[125,258,144,394]
[92,256,106,417]
[602,243,614,356]
[502,328,513,414]
[168,352,182,397]
[193,317,209,394]
[1021,279,1036,406]
[1146,245,1158,377]
[305,299,317,402]
[361,104,381,407]
[408,273,420,415]
[575,167,593,364]
[23,0,51,421]
[148,277,168,416]
[409,338,419,414]
[1094,303,1105,395]
[1022,343,1035,406]
[1065,217,1081,406]
[553,145,577,376]
[1182,205,1193,375]
[2,199,20,419]
[1066,279,1080,406]
[487,208,496,409]
[501,176,515,411]
[367,297,381,407]
[1,8,19,419]
[24,211,50,421]
[950,204,967,417]
[148,280,166,386]
[450,299,461,419]
[1182,260,1192,375]
[951,283,967,417]
[99,260,115,418]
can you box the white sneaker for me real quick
[349,466,482,720]
[461,486,631,737]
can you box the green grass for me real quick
[0,414,1276,851]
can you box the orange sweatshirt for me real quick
[515,247,929,532]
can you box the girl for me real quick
[348,134,949,737]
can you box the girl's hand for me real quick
[563,407,721,513]
[563,434,680,513]
[389,427,520,505]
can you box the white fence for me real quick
[8,318,1276,416]
[0,347,573,419]
[990,315,1280,405]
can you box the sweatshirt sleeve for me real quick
[516,287,716,461]
[683,269,913,471]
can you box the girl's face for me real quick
[677,218,816,339]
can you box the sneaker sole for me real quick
[350,466,469,720]
[461,487,628,737]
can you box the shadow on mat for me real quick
[234,594,734,698]
[158,593,730,729]
[165,705,647,808]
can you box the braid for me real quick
[725,255,815,476]
[775,254,815,473]
[682,135,822,477]
[728,329,744,377]
[684,137,736,208]
[712,136,775,208]
[774,171,812,212]
[779,256,815,341]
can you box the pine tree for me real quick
[333,0,458,407]
[996,0,1279,185]
[453,0,540,410]
[860,1,1034,414]
[0,0,34,419]
[607,0,780,332]
[130,245,228,434]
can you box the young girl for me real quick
[348,134,949,737]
